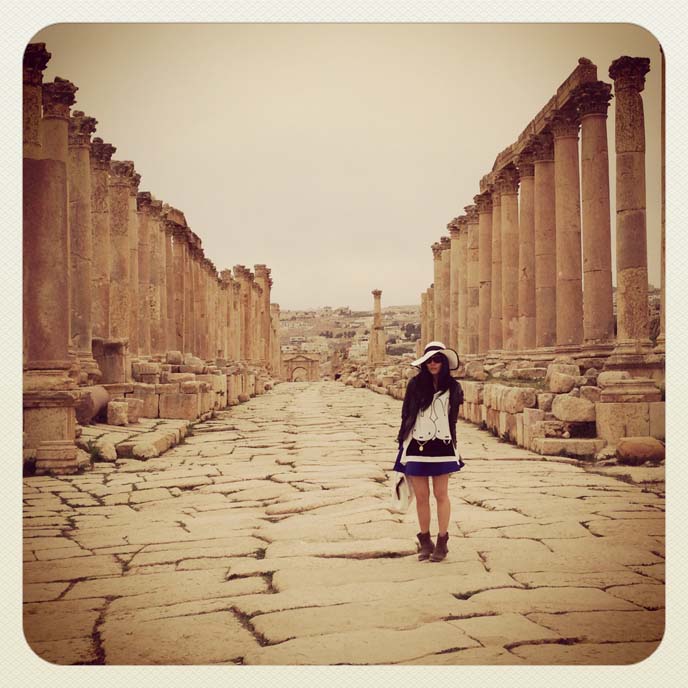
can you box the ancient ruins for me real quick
[23,43,281,475]
[343,56,665,463]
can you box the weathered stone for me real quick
[106,401,128,426]
[596,402,650,444]
[545,363,579,384]
[75,386,110,424]
[580,385,601,402]
[616,436,665,464]
[537,393,554,411]
[551,395,595,422]
[549,372,576,393]
[159,392,199,421]
[597,370,631,387]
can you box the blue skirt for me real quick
[393,440,465,477]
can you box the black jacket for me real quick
[397,375,464,447]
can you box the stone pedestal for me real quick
[533,131,557,349]
[552,107,583,351]
[92,338,129,384]
[608,56,653,360]
[475,192,493,355]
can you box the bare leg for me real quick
[409,475,430,533]
[432,474,451,534]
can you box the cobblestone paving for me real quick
[23,382,665,665]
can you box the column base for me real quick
[77,351,102,385]
[603,338,663,381]
[654,334,666,354]
[577,341,616,369]
[526,347,558,363]
[34,440,85,475]
[554,344,583,357]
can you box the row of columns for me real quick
[420,56,663,369]
[23,43,281,470]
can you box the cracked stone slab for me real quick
[264,538,414,559]
[511,570,652,589]
[402,646,528,664]
[447,612,565,646]
[605,583,665,609]
[101,611,260,664]
[28,637,98,665]
[24,555,122,583]
[509,640,660,664]
[243,620,480,665]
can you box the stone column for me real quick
[68,110,100,382]
[475,192,493,355]
[23,53,80,473]
[608,56,653,355]
[517,151,536,351]
[498,167,520,353]
[127,171,141,356]
[23,43,49,160]
[427,286,435,343]
[186,233,201,357]
[42,78,80,381]
[456,218,468,357]
[439,237,451,345]
[420,291,428,349]
[465,205,480,355]
[108,160,134,343]
[232,280,242,361]
[532,130,557,349]
[270,303,282,376]
[368,289,385,363]
[90,137,116,341]
[576,81,615,351]
[162,212,177,352]
[234,265,251,360]
[552,106,583,350]
[252,280,262,363]
[149,199,166,355]
[167,215,188,352]
[447,219,460,353]
[489,187,502,352]
[136,191,153,357]
[431,243,443,342]
[255,265,272,366]
[657,47,666,353]
[220,270,233,360]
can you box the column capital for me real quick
[447,215,465,238]
[254,264,269,277]
[42,77,78,119]
[440,236,451,250]
[431,242,443,260]
[531,130,554,162]
[136,191,154,212]
[550,106,580,139]
[495,166,519,195]
[574,81,613,118]
[161,204,187,234]
[464,204,479,223]
[90,137,116,170]
[68,110,97,146]
[474,192,493,214]
[150,199,163,218]
[23,43,51,86]
[516,148,535,178]
[491,186,502,206]
[609,56,650,92]
[109,159,135,186]
[232,281,242,294]
[372,289,382,297]
[128,172,141,197]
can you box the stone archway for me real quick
[291,367,308,382]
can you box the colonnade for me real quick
[420,56,664,372]
[23,43,281,472]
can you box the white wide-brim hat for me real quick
[411,341,459,370]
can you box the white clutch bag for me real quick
[390,472,415,513]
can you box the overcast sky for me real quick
[33,23,662,311]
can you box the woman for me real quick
[394,341,464,562]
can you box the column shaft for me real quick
[517,157,536,350]
[499,169,520,352]
[466,206,480,355]
[476,193,493,355]
[489,191,502,351]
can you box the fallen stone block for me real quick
[126,397,144,424]
[549,372,577,394]
[75,385,110,425]
[545,363,579,385]
[537,393,554,412]
[159,392,200,421]
[107,401,129,426]
[131,432,176,460]
[165,351,183,365]
[596,402,650,444]
[616,437,665,465]
[580,386,601,403]
[597,370,631,388]
[531,437,606,458]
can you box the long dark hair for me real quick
[415,353,452,411]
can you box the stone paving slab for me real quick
[22,381,665,666]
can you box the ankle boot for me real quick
[430,532,449,562]
[416,531,434,561]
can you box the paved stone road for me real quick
[23,382,665,665]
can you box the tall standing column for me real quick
[438,237,451,345]
[657,47,666,353]
[127,171,141,356]
[608,56,653,355]
[234,266,251,361]
[532,131,557,349]
[255,265,272,366]
[23,51,80,473]
[186,233,200,356]
[232,280,243,361]
[517,152,536,351]
[368,289,385,364]
[149,199,166,354]
[427,286,435,343]
[420,291,428,350]
[447,219,460,353]
[475,192,493,355]
[465,205,480,355]
[162,210,177,352]
[576,81,615,351]
[136,191,153,357]
[552,107,583,350]
[270,303,282,376]
[251,279,262,362]
[90,137,116,341]
[457,217,469,357]
[489,187,503,352]
[170,221,188,352]
[108,160,134,343]
[431,243,443,343]
[498,167,520,353]
[68,110,100,382]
